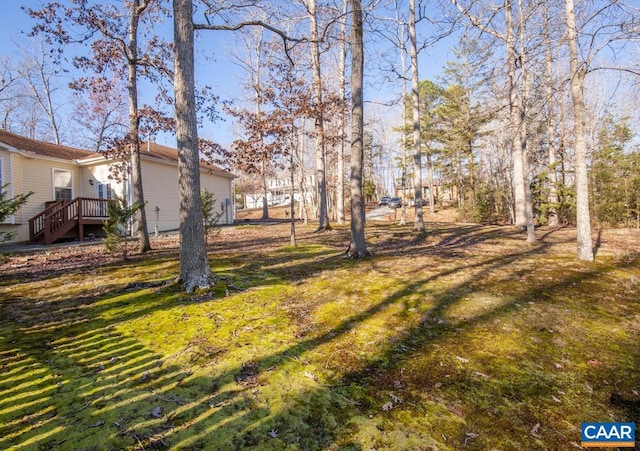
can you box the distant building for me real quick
[394,178,456,206]
[244,172,315,209]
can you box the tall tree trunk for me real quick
[173,0,213,291]
[336,0,348,225]
[506,0,528,236]
[348,0,367,257]
[255,40,269,220]
[565,0,594,261]
[290,132,297,246]
[517,0,535,243]
[128,0,151,252]
[427,151,435,214]
[309,0,329,231]
[261,156,269,219]
[398,11,407,226]
[409,0,425,232]
[543,6,559,227]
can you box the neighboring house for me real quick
[244,172,315,209]
[394,178,455,206]
[0,130,234,244]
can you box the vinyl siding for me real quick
[140,157,233,233]
[1,148,233,242]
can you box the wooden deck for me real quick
[29,198,113,245]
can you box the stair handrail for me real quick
[28,200,64,241]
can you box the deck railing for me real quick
[29,198,113,244]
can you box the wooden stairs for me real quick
[29,198,113,245]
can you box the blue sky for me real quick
[0,1,455,149]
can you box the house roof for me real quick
[139,141,234,179]
[0,129,95,160]
[0,129,233,179]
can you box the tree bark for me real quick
[336,0,348,225]
[543,5,559,227]
[516,0,535,243]
[506,0,526,231]
[173,0,213,291]
[128,0,151,252]
[409,0,425,232]
[348,0,367,257]
[308,0,329,231]
[565,0,594,261]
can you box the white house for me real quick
[0,130,234,244]
[243,172,316,210]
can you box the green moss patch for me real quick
[1,223,639,449]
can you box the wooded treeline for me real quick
[1,0,638,286]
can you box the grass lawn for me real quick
[1,220,639,450]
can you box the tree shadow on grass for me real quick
[1,224,637,449]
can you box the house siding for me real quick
[0,153,80,241]
[0,133,234,243]
[139,157,233,233]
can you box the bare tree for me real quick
[173,0,213,292]
[564,0,593,261]
[71,78,128,152]
[305,0,331,231]
[542,4,560,228]
[336,0,349,225]
[14,39,66,144]
[28,0,174,253]
[348,0,367,257]
[409,0,425,232]
[227,23,272,219]
[451,0,534,239]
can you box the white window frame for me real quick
[52,168,73,201]
[95,181,113,200]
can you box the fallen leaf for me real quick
[434,382,443,388]
[455,356,469,363]
[587,359,602,366]
[552,396,561,403]
[530,423,542,438]
[554,363,563,369]
[472,371,490,379]
[303,371,316,380]
[382,401,393,411]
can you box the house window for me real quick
[53,169,73,201]
[96,182,112,200]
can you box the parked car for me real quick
[388,197,402,208]
[378,196,391,206]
